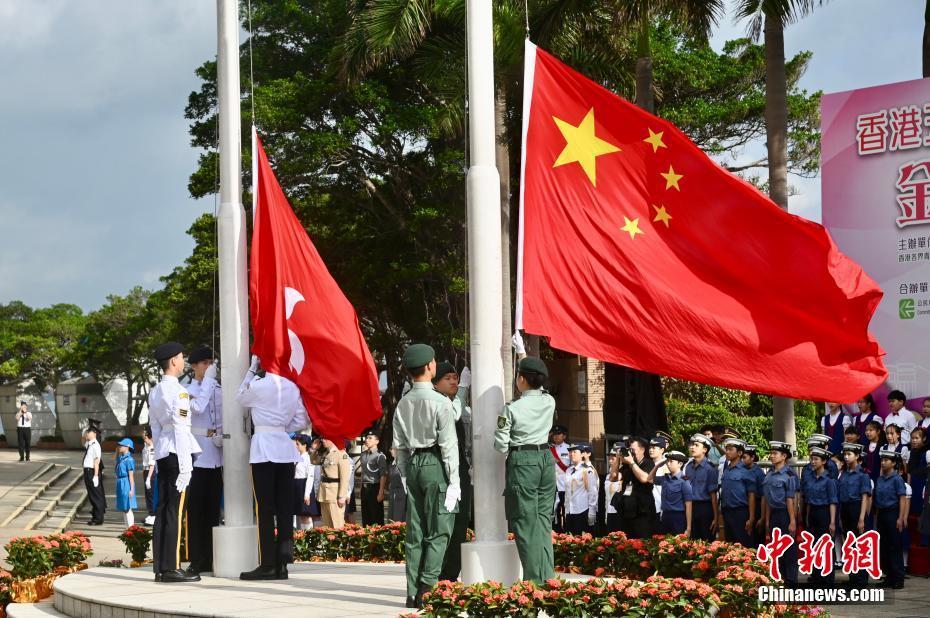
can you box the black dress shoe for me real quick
[185,565,201,576]
[416,584,432,608]
[154,573,163,582]
[160,569,201,583]
[405,596,418,608]
[240,565,278,581]
[275,565,288,580]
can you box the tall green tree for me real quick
[735,0,825,447]
[0,302,85,392]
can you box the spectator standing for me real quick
[15,402,31,462]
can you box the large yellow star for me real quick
[661,165,684,191]
[644,128,667,153]
[620,216,643,240]
[552,108,621,187]
[652,204,672,228]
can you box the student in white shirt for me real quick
[564,444,597,534]
[293,434,315,530]
[15,402,32,462]
[82,427,105,525]
[142,428,157,524]
[886,390,918,443]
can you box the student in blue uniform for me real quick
[837,442,871,587]
[802,435,838,481]
[718,438,755,547]
[801,446,838,585]
[741,445,766,547]
[763,441,799,587]
[648,450,692,535]
[873,448,908,589]
[685,434,718,541]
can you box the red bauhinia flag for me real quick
[516,43,887,402]
[250,129,381,441]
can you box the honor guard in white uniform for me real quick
[236,355,308,581]
[549,425,570,531]
[148,342,202,583]
[185,346,224,575]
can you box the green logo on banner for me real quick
[899,298,915,319]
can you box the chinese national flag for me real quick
[517,43,887,402]
[250,129,381,441]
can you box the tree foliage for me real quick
[0,302,86,391]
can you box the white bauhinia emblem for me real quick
[284,287,306,375]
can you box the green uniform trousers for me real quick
[405,450,457,597]
[504,449,556,583]
[439,470,472,581]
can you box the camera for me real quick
[619,446,630,457]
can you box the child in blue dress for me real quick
[115,438,138,528]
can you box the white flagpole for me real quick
[460,0,522,586]
[212,0,258,578]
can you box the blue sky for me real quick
[0,0,924,311]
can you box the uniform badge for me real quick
[179,409,188,418]
[179,392,190,399]
[497,415,508,430]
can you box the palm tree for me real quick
[735,0,824,447]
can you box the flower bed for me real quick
[1,533,93,608]
[293,525,822,617]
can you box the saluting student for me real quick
[718,438,756,547]
[685,434,718,541]
[563,444,597,534]
[392,344,460,609]
[148,342,202,583]
[873,448,908,589]
[236,355,308,581]
[648,450,693,535]
[837,442,871,587]
[494,356,557,583]
[762,441,799,587]
[185,346,224,576]
[801,446,838,585]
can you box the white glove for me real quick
[205,362,218,381]
[212,433,224,448]
[459,366,471,388]
[444,484,461,512]
[511,331,526,355]
[400,477,408,494]
[249,354,260,373]
[92,476,99,488]
[145,478,152,490]
[587,510,596,527]
[176,470,192,493]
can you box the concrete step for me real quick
[6,600,67,618]
[4,466,84,531]
[0,464,67,527]
[30,469,89,533]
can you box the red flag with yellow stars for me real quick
[516,42,887,402]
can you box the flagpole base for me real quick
[212,524,258,579]
[460,540,522,585]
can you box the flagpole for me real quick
[212,0,258,578]
[460,0,522,585]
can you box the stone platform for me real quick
[10,563,413,618]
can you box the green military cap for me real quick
[433,361,456,383]
[402,343,435,369]
[517,356,548,378]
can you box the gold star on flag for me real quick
[644,128,667,153]
[553,108,621,187]
[620,216,643,240]
[653,205,672,228]
[661,165,683,191]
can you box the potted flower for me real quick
[0,568,13,618]
[46,531,93,572]
[118,525,153,566]
[3,537,53,602]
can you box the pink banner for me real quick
[822,78,930,414]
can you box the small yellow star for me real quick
[661,165,683,191]
[652,205,672,228]
[620,216,643,240]
[552,108,621,187]
[643,128,667,153]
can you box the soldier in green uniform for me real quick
[433,362,473,582]
[393,344,460,608]
[493,356,557,583]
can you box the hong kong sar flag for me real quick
[250,129,381,441]
[516,42,887,402]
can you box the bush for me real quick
[46,531,93,568]
[294,522,406,562]
[0,569,12,609]
[4,537,53,580]
[97,559,124,568]
[38,435,65,443]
